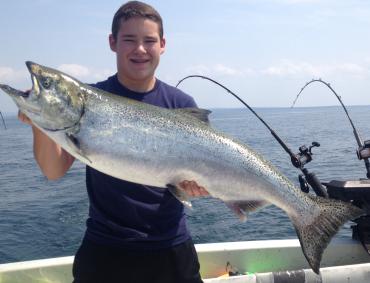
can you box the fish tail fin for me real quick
[291,196,364,274]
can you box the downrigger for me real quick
[177,75,370,254]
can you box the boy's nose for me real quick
[135,43,146,53]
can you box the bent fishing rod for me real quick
[0,110,6,129]
[176,75,328,197]
[292,79,370,179]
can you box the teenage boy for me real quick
[19,1,208,282]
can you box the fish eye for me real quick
[41,77,52,89]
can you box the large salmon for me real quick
[0,61,364,273]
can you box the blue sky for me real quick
[1,0,370,114]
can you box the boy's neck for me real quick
[117,73,156,93]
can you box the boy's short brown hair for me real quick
[112,1,164,40]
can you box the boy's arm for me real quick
[19,111,75,180]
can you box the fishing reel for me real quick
[356,140,370,179]
[294,141,370,252]
[177,74,370,255]
[291,142,329,198]
[357,140,370,160]
[291,142,320,169]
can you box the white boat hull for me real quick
[0,239,369,282]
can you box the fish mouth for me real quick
[0,84,29,98]
[0,61,43,115]
[26,61,40,96]
[26,61,37,76]
[26,61,34,71]
[0,61,40,99]
[0,62,41,99]
[0,83,40,116]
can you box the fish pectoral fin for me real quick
[173,108,211,124]
[166,184,192,209]
[65,133,92,164]
[225,200,269,222]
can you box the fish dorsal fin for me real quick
[174,108,211,123]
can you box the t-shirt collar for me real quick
[113,74,159,98]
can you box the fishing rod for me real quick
[0,110,6,129]
[291,79,370,179]
[176,75,328,197]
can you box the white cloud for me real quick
[186,63,255,77]
[261,60,369,78]
[0,67,28,83]
[214,64,243,76]
[336,63,366,74]
[58,64,114,82]
[58,64,90,77]
[185,64,211,75]
[184,59,370,80]
[0,64,114,87]
[262,60,318,76]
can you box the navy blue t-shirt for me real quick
[84,75,197,250]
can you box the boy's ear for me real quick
[109,34,117,52]
[160,37,166,55]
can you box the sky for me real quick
[1,0,370,114]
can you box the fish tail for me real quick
[291,196,364,274]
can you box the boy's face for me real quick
[109,17,165,89]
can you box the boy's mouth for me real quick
[130,58,150,64]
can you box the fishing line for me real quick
[176,75,329,197]
[0,110,6,129]
[291,78,370,179]
[292,79,362,146]
[176,75,298,166]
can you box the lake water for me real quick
[1,106,369,263]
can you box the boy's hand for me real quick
[179,180,210,197]
[18,110,33,125]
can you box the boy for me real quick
[19,1,207,282]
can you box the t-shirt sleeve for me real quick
[182,95,198,108]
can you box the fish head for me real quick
[0,61,85,131]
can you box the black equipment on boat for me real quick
[324,180,370,254]
[177,75,370,253]
[292,78,370,253]
[176,75,327,197]
[292,79,370,179]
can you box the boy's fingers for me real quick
[18,110,32,125]
[179,180,210,197]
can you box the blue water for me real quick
[1,106,370,263]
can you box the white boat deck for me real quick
[0,239,369,282]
